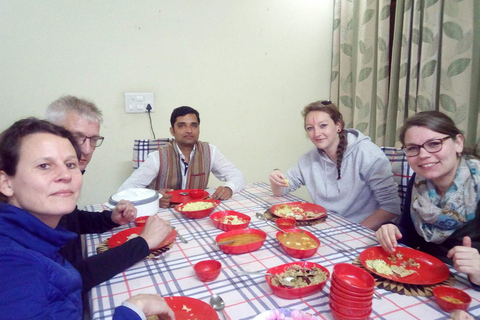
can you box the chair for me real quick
[132,139,171,169]
[380,147,413,212]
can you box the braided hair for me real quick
[302,101,348,180]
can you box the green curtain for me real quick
[330,0,393,146]
[331,0,480,148]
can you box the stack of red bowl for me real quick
[329,263,375,320]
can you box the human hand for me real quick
[140,215,172,250]
[447,236,480,285]
[111,200,137,225]
[158,189,174,208]
[375,224,402,254]
[269,169,289,188]
[211,186,233,200]
[125,294,175,319]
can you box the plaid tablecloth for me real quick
[85,182,480,320]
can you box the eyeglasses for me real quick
[74,134,104,147]
[320,100,332,105]
[402,136,451,157]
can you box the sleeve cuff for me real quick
[121,301,147,320]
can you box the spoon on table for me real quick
[210,294,227,320]
[232,269,295,287]
[255,212,288,234]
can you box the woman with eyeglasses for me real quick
[0,118,174,319]
[270,101,401,230]
[375,111,480,288]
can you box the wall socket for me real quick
[124,92,154,113]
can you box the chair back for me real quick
[133,139,171,169]
[381,147,413,212]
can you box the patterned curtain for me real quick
[388,0,479,147]
[331,0,479,148]
[330,0,393,146]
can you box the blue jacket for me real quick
[0,203,83,319]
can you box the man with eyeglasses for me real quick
[46,96,172,308]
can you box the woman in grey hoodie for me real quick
[270,101,400,230]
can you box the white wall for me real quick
[0,0,333,207]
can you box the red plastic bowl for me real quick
[210,211,251,231]
[215,229,266,254]
[266,261,330,299]
[189,189,205,199]
[330,303,371,320]
[193,260,222,282]
[275,218,296,230]
[329,290,372,308]
[329,298,371,317]
[330,278,374,300]
[174,199,220,219]
[332,263,375,293]
[276,229,320,259]
[432,285,471,313]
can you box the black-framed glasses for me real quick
[74,134,104,147]
[402,136,451,157]
[320,100,332,105]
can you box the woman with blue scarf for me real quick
[376,111,480,289]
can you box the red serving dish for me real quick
[329,290,372,308]
[332,263,375,293]
[330,280,373,301]
[276,229,320,259]
[215,229,266,254]
[194,260,222,282]
[330,303,371,320]
[266,261,330,299]
[329,298,372,317]
[174,199,220,219]
[275,218,296,230]
[134,216,148,227]
[432,285,471,313]
[210,210,251,231]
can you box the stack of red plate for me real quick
[329,263,374,320]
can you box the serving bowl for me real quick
[276,229,320,259]
[109,188,160,217]
[332,263,375,293]
[329,298,371,317]
[329,290,372,308]
[189,189,205,200]
[275,218,296,230]
[194,260,222,282]
[266,261,330,299]
[330,280,374,300]
[215,228,267,254]
[432,285,471,313]
[134,216,148,227]
[210,211,251,231]
[174,199,221,219]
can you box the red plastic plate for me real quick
[164,296,219,320]
[359,246,450,285]
[108,226,177,250]
[270,202,327,221]
[168,189,209,203]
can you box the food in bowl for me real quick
[219,233,264,246]
[215,229,267,254]
[215,215,247,225]
[181,201,216,211]
[274,204,317,220]
[270,264,328,288]
[210,211,251,231]
[432,285,471,313]
[278,231,318,250]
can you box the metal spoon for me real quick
[172,226,188,244]
[232,269,295,287]
[179,192,189,195]
[210,294,227,320]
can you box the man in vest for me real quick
[118,106,246,208]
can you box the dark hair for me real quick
[170,106,200,127]
[0,117,81,177]
[302,101,348,179]
[399,111,478,157]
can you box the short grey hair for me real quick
[46,95,103,125]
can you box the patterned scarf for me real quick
[411,157,480,244]
[154,140,211,190]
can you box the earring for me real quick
[457,152,462,157]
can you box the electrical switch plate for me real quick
[124,92,154,113]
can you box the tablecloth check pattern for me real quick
[85,182,480,320]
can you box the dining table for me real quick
[84,182,480,320]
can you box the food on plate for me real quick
[270,265,327,288]
[180,201,215,211]
[284,179,290,187]
[274,204,317,220]
[220,233,264,246]
[277,231,318,250]
[366,258,419,278]
[215,215,247,225]
[441,296,464,304]
[127,233,139,241]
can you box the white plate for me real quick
[253,309,320,320]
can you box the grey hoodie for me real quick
[285,129,401,223]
